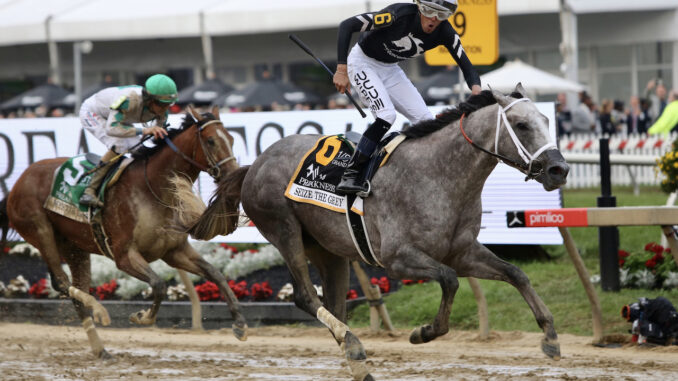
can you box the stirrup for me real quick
[356,180,371,198]
[80,193,104,208]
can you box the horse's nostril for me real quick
[548,163,570,178]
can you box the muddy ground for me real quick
[1,323,677,380]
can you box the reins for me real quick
[459,97,555,181]
[144,116,236,206]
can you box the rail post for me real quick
[597,138,620,291]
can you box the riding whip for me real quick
[288,34,367,118]
[83,134,153,175]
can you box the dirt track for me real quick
[1,323,678,380]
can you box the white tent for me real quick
[455,59,586,95]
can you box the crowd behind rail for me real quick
[3,76,678,191]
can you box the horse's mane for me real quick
[402,90,524,139]
[131,112,215,160]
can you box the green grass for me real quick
[348,186,678,337]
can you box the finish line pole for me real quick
[597,138,620,291]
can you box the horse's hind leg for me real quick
[304,239,350,322]
[454,242,560,360]
[163,243,248,341]
[115,248,165,325]
[61,246,112,359]
[384,244,459,345]
[255,217,372,381]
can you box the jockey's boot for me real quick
[337,118,392,195]
[80,149,116,208]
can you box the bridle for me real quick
[162,118,236,180]
[459,97,556,181]
[144,116,236,207]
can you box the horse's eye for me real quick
[207,137,216,146]
[516,122,529,130]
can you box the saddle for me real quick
[44,153,133,223]
[284,133,406,267]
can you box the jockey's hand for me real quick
[471,84,482,95]
[334,64,351,94]
[143,126,168,140]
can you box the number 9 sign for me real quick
[425,0,498,66]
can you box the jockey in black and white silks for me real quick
[334,0,482,194]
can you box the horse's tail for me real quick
[187,166,250,240]
[0,197,9,249]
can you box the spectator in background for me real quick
[599,99,618,135]
[555,92,571,137]
[626,96,650,134]
[571,91,596,135]
[645,79,668,122]
[611,100,627,133]
[648,90,678,135]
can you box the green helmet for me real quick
[144,74,178,103]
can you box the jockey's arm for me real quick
[444,28,481,95]
[335,9,394,93]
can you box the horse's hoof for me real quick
[409,324,433,344]
[541,337,561,360]
[129,310,154,325]
[98,349,115,361]
[344,331,366,361]
[233,323,248,341]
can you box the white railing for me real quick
[558,132,676,190]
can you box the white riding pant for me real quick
[347,44,433,125]
[80,106,139,152]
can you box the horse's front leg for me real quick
[115,249,165,325]
[164,244,248,341]
[384,244,459,344]
[454,241,560,360]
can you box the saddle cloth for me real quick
[284,133,406,267]
[44,153,132,223]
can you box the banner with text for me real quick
[0,104,562,244]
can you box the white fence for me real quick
[559,132,676,189]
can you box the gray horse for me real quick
[189,85,569,381]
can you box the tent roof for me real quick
[455,60,585,95]
[1,0,676,46]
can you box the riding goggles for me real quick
[418,3,454,20]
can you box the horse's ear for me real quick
[490,86,510,108]
[514,83,528,98]
[211,105,220,120]
[186,104,200,121]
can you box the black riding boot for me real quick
[337,118,392,195]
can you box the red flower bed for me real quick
[250,281,273,301]
[28,278,49,299]
[95,279,117,300]
[228,280,250,299]
[195,281,221,301]
[370,276,391,294]
[346,289,358,300]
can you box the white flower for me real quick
[277,283,294,301]
[6,275,30,295]
[590,274,601,285]
[0,281,6,294]
[114,278,148,300]
[619,268,635,287]
[167,284,188,301]
[90,255,124,287]
[9,243,40,257]
[663,272,678,288]
[636,269,656,289]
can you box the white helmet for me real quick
[415,0,458,19]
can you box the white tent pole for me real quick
[45,15,61,85]
[559,0,579,108]
[200,11,215,81]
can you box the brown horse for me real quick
[0,105,247,359]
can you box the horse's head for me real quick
[185,105,237,180]
[490,83,569,191]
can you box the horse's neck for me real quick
[145,133,201,184]
[430,107,500,194]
